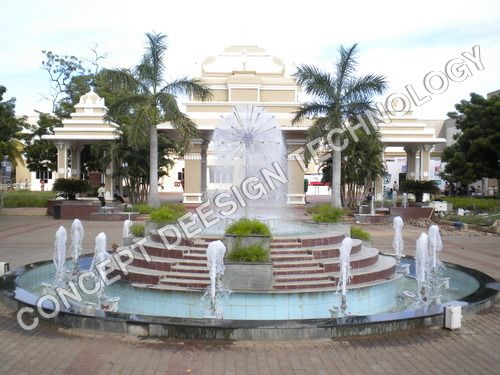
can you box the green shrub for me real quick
[52,178,91,200]
[350,226,371,241]
[308,204,345,223]
[130,224,145,237]
[131,204,156,214]
[224,218,272,237]
[149,204,186,223]
[226,243,269,263]
[442,197,500,212]
[3,191,56,208]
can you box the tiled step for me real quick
[270,253,314,262]
[273,266,325,275]
[160,272,209,281]
[319,247,379,272]
[271,259,321,269]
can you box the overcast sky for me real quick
[1,0,499,118]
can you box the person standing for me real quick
[392,181,398,193]
[97,183,106,207]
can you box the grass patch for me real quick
[130,224,145,237]
[350,226,371,241]
[226,243,269,263]
[225,218,272,237]
[445,214,496,226]
[149,204,186,223]
[3,191,56,208]
[441,197,500,212]
[307,204,345,223]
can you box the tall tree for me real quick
[23,114,60,174]
[319,127,386,207]
[292,44,387,208]
[442,93,500,192]
[0,86,26,166]
[100,32,211,207]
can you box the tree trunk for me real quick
[148,124,160,207]
[330,135,343,208]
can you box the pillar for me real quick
[404,145,418,180]
[286,140,306,204]
[69,144,82,179]
[200,139,210,200]
[183,140,203,204]
[420,145,432,181]
[56,142,69,179]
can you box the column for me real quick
[183,140,203,204]
[200,139,210,201]
[420,145,432,181]
[69,144,82,179]
[56,142,69,179]
[404,145,417,180]
[286,140,306,205]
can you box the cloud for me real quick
[1,0,499,116]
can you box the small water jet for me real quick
[88,232,119,311]
[71,219,84,274]
[392,216,406,271]
[122,219,133,245]
[415,232,429,303]
[330,237,352,317]
[203,240,229,318]
[53,226,68,288]
[402,193,408,208]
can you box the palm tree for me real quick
[292,44,387,208]
[100,32,211,207]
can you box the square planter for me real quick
[223,262,273,291]
[224,234,271,253]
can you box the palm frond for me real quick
[343,74,387,103]
[162,78,212,101]
[107,94,150,119]
[99,68,148,94]
[292,101,331,124]
[336,44,358,89]
[293,65,337,100]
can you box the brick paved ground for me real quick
[0,208,499,375]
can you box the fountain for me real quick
[392,216,405,270]
[331,237,353,317]
[402,192,408,208]
[415,232,429,303]
[203,240,229,318]
[210,104,286,219]
[53,226,68,288]
[2,107,498,339]
[122,219,133,245]
[71,219,84,274]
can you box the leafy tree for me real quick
[319,127,386,207]
[292,44,387,208]
[88,121,179,204]
[23,114,59,174]
[0,85,26,166]
[100,32,211,207]
[41,50,90,115]
[442,93,500,191]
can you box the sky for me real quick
[1,0,499,119]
